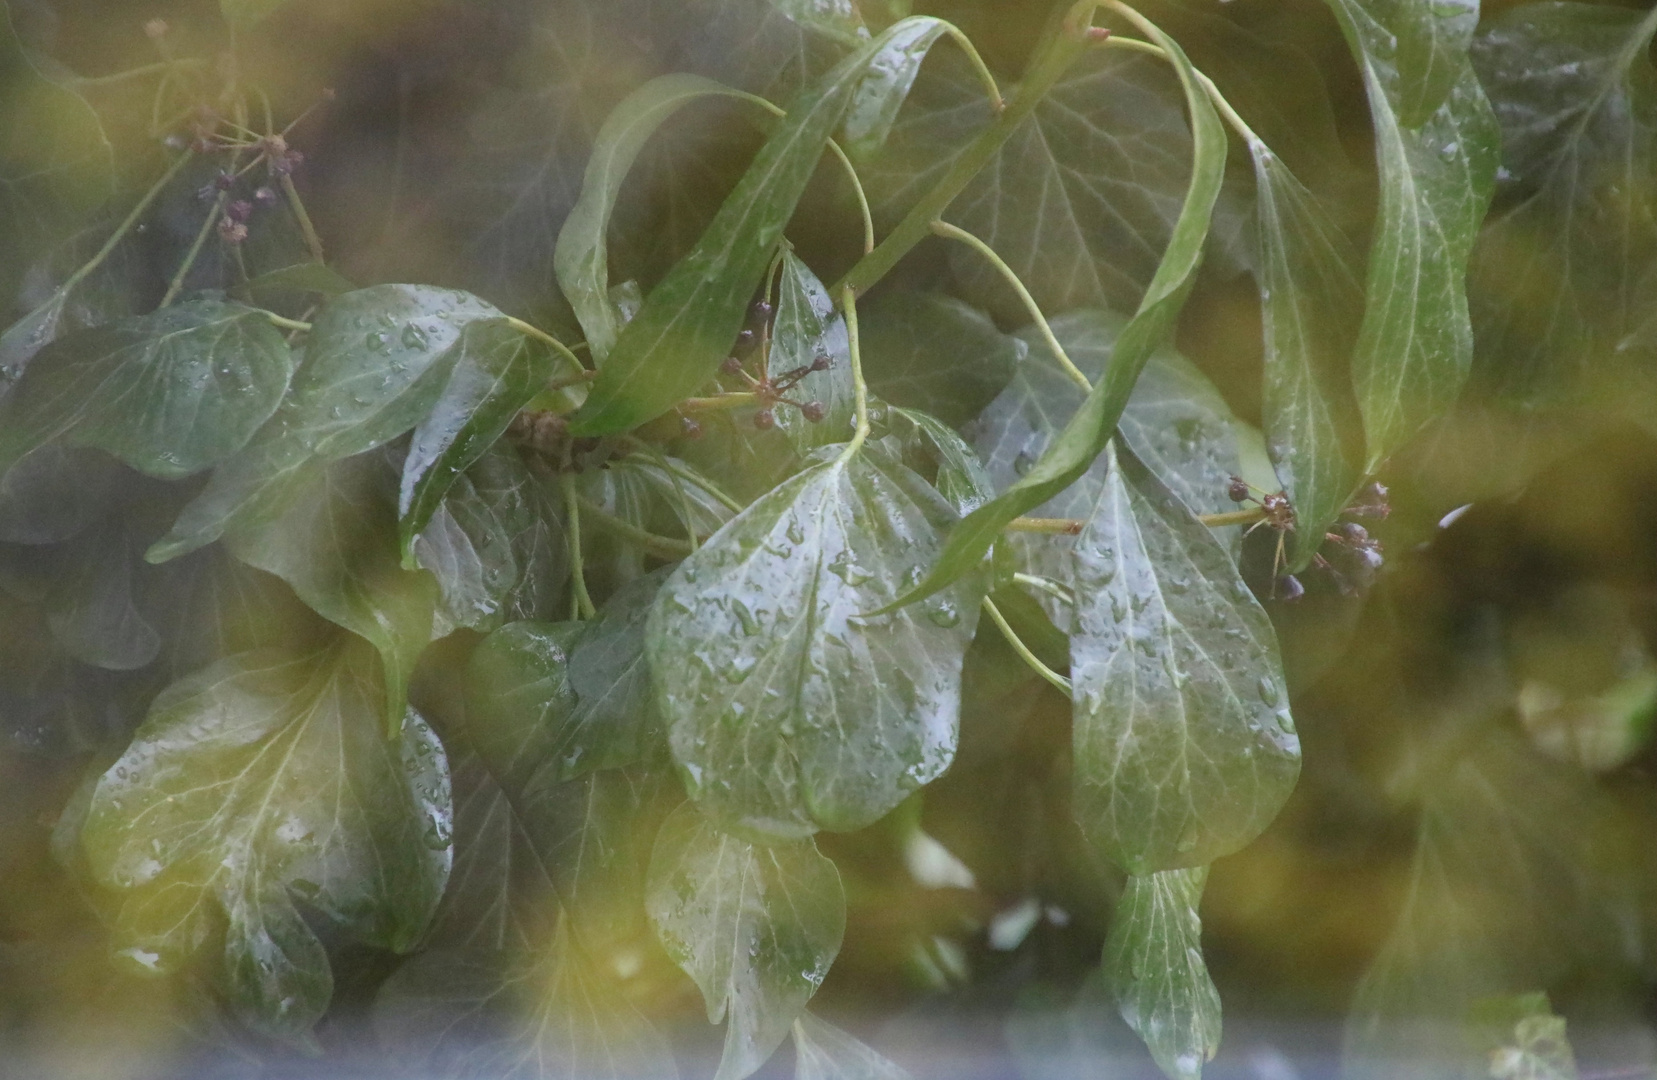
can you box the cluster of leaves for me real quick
[1,0,1654,1078]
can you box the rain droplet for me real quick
[401,323,429,349]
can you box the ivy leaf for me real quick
[224,453,437,732]
[220,0,294,29]
[646,801,845,1080]
[839,16,949,160]
[44,522,159,672]
[771,251,856,452]
[568,568,672,772]
[1071,443,1298,873]
[1101,867,1221,1080]
[0,1,112,324]
[240,261,357,300]
[397,318,567,561]
[79,639,452,1038]
[0,444,124,545]
[647,447,982,838]
[1251,147,1364,569]
[1323,0,1499,469]
[859,290,1022,427]
[889,407,995,516]
[890,16,1226,611]
[0,299,295,480]
[570,19,943,435]
[769,0,864,44]
[793,1011,915,1080]
[147,285,504,562]
[465,621,597,789]
[1468,6,1657,401]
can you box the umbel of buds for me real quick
[752,408,776,431]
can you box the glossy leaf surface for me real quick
[793,1011,915,1080]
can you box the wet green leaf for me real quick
[0,299,295,480]
[839,16,949,160]
[1071,443,1298,873]
[891,17,1226,611]
[646,801,845,1080]
[223,453,437,731]
[1101,867,1220,1080]
[1323,0,1499,468]
[397,318,568,561]
[772,251,856,452]
[466,621,604,788]
[889,407,994,516]
[793,1010,915,1080]
[80,638,451,1038]
[241,262,357,300]
[859,290,1021,427]
[1250,147,1364,569]
[647,447,981,838]
[567,569,672,772]
[44,522,159,672]
[1469,6,1657,400]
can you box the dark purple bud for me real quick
[213,171,235,191]
[735,328,756,350]
[227,199,253,222]
[750,299,773,322]
[254,185,278,206]
[1277,574,1305,602]
[810,354,832,372]
[217,217,248,245]
[752,408,776,431]
[1227,476,1250,503]
[1340,522,1368,544]
[801,401,826,423]
[721,356,743,375]
[1354,546,1383,570]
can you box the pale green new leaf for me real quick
[1101,867,1221,1080]
[0,299,294,480]
[646,802,845,1080]
[772,251,855,452]
[1071,443,1298,873]
[1323,0,1499,468]
[647,448,982,839]
[79,639,451,1038]
[793,1011,915,1080]
[839,16,949,160]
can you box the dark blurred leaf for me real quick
[44,522,159,672]
[1071,443,1298,873]
[859,290,1021,427]
[647,446,981,838]
[466,620,591,790]
[0,299,294,480]
[1323,0,1498,468]
[792,1011,914,1080]
[889,406,994,516]
[220,0,295,29]
[772,251,856,452]
[241,262,356,300]
[567,568,671,772]
[0,444,124,545]
[1100,867,1220,1080]
[80,638,452,1039]
[1469,6,1657,400]
[646,801,844,1080]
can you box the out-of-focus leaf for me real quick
[220,0,294,28]
[80,639,452,1038]
[1070,443,1298,873]
[44,523,159,672]
[0,444,124,545]
[465,621,588,791]
[1251,146,1364,569]
[1469,6,1657,400]
[890,17,1225,611]
[647,447,981,838]
[646,801,845,1080]
[889,407,994,516]
[1100,867,1221,1080]
[0,300,294,480]
[793,1011,914,1080]
[772,251,856,452]
[240,262,357,300]
[769,0,864,43]
[859,290,1022,427]
[568,569,671,772]
[224,453,437,731]
[1323,0,1499,468]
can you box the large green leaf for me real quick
[858,290,1022,427]
[1323,0,1499,468]
[889,15,1226,611]
[1250,147,1364,569]
[771,251,856,452]
[147,285,504,561]
[0,300,294,480]
[646,801,845,1080]
[569,19,942,435]
[223,453,437,732]
[647,447,981,838]
[1101,867,1221,1080]
[1468,5,1657,400]
[1070,443,1298,873]
[79,639,451,1038]
[793,1011,915,1080]
[397,318,567,560]
[567,569,671,771]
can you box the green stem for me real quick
[262,312,313,332]
[576,495,695,559]
[1102,34,1260,147]
[826,139,877,255]
[982,597,1071,695]
[1006,516,1084,535]
[930,219,1091,393]
[559,474,598,619]
[1013,572,1073,606]
[162,190,228,307]
[1199,507,1267,527]
[939,21,1006,114]
[73,58,208,88]
[281,174,326,264]
[679,392,761,413]
[836,285,870,464]
[504,316,590,373]
[831,0,1102,298]
[60,152,193,300]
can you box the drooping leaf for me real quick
[147,285,504,561]
[647,447,982,838]
[398,318,568,560]
[567,568,672,772]
[569,19,945,435]
[1468,5,1657,400]
[1250,146,1364,569]
[771,251,856,452]
[0,299,295,480]
[858,290,1022,427]
[1100,867,1221,1080]
[223,453,437,732]
[44,522,159,672]
[1071,443,1298,873]
[769,0,864,43]
[79,639,452,1038]
[890,15,1226,610]
[465,621,588,792]
[793,1011,915,1080]
[646,801,845,1080]
[0,444,124,545]
[839,16,951,160]
[1323,0,1499,468]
